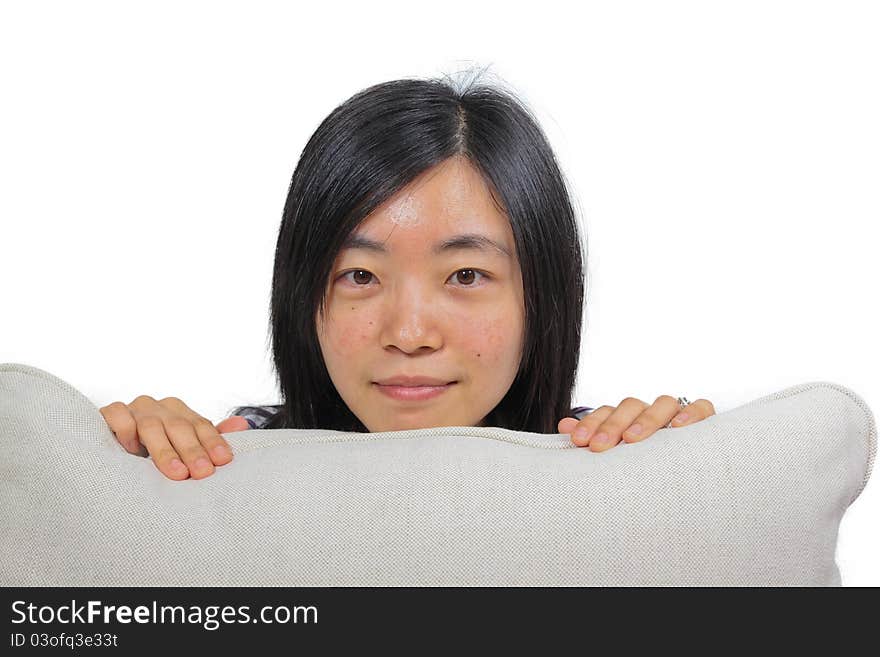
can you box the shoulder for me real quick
[570,406,594,421]
[229,404,283,430]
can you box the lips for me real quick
[374,375,456,387]
[374,382,456,402]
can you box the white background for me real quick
[1,1,877,584]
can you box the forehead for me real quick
[345,156,514,251]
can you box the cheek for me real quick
[456,315,517,366]
[321,307,380,357]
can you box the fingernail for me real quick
[170,458,186,471]
[673,412,689,424]
[212,444,231,459]
[573,427,591,442]
[592,432,610,447]
[626,423,643,436]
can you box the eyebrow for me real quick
[340,233,513,259]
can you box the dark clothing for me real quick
[233,405,595,430]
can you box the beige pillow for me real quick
[0,362,874,586]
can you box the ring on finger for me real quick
[665,396,692,427]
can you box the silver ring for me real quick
[665,397,691,428]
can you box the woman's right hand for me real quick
[99,396,249,481]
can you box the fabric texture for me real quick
[0,362,875,587]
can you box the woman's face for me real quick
[316,155,526,432]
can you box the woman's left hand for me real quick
[558,396,716,452]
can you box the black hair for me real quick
[229,68,587,434]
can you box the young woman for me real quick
[100,73,715,481]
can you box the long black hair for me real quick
[230,69,587,434]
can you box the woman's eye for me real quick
[342,270,375,286]
[338,269,488,288]
[451,269,485,286]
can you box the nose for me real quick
[379,286,444,354]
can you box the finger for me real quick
[567,406,613,446]
[216,416,250,434]
[159,397,233,467]
[99,402,141,454]
[134,415,191,480]
[162,417,217,479]
[589,397,650,452]
[557,416,580,434]
[669,398,716,427]
[190,417,234,466]
[621,395,684,443]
